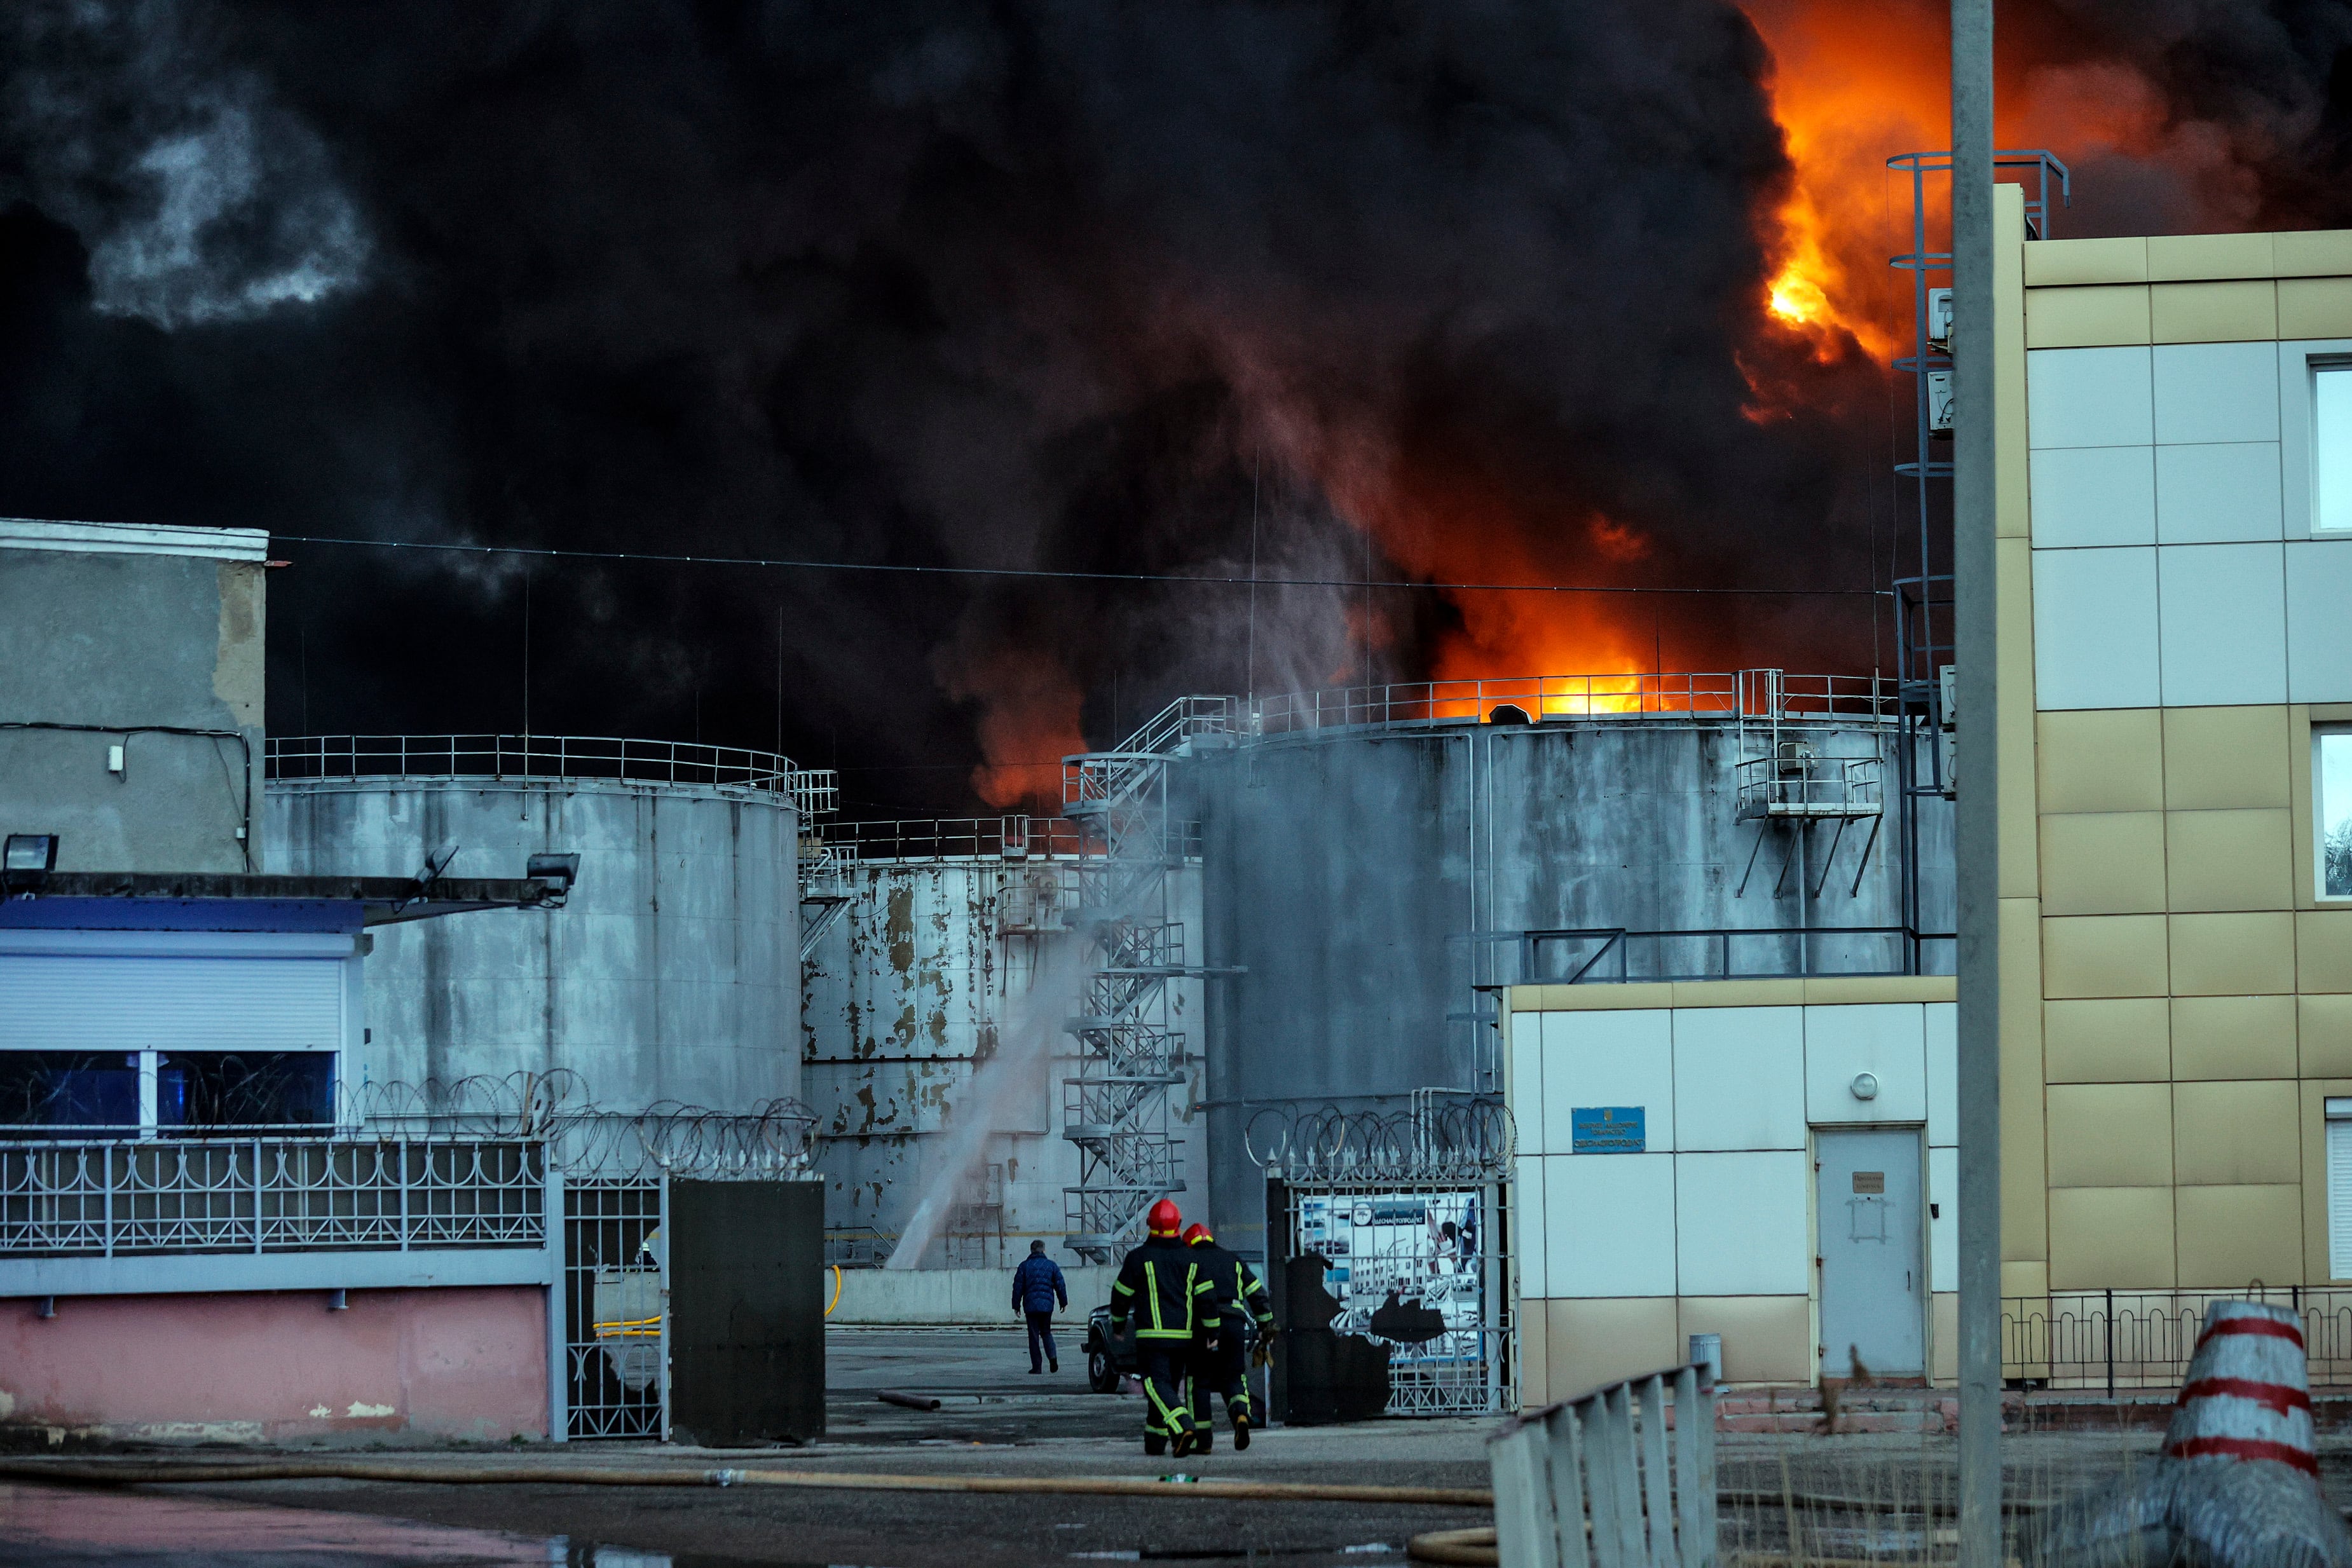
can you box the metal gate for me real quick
[564,1178,668,1440]
[1250,1098,1517,1417]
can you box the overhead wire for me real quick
[266,532,1888,599]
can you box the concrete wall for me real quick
[0,1286,546,1443]
[268,779,798,1112]
[0,523,268,874]
[804,853,1207,1267]
[1195,718,1953,1248]
[830,1264,1118,1323]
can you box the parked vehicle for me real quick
[1083,1304,1259,1394]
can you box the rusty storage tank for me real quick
[802,816,1208,1267]
[1191,671,1955,1241]
[265,735,806,1114]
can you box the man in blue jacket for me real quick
[1012,1239,1069,1374]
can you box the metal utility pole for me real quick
[1949,2,2000,1567]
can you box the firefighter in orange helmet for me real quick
[1109,1197,1217,1456]
[1182,1222,1275,1451]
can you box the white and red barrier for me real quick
[2034,1299,2352,1568]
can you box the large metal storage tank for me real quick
[802,817,1208,1266]
[1193,674,1955,1237]
[266,737,803,1114]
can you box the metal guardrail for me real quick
[1243,671,1892,738]
[0,1137,545,1257]
[820,815,1096,862]
[1514,925,1956,983]
[267,734,837,815]
[2004,1288,2352,1394]
[1733,754,1885,821]
[1491,1363,1718,1568]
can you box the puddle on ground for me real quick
[0,1482,869,1567]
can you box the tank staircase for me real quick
[1058,699,1240,1262]
[791,768,850,962]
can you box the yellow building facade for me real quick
[1997,196,2352,1304]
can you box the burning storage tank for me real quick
[265,735,813,1112]
[1193,671,1955,1240]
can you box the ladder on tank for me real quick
[1059,699,1237,1262]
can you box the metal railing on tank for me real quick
[2002,1288,2352,1396]
[1513,925,1957,983]
[268,733,836,811]
[1240,670,1894,738]
[817,815,1099,862]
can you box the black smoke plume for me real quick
[0,3,2334,813]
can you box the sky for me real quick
[3,1,2350,816]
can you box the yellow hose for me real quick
[0,1458,1493,1509]
[825,1264,843,1318]
[1408,1526,1498,1565]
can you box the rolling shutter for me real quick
[0,953,345,1053]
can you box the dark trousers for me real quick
[1189,1330,1251,1424]
[1138,1342,1194,1436]
[1025,1310,1058,1372]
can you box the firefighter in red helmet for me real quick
[1109,1197,1217,1456]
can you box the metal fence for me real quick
[0,1138,544,1255]
[266,733,836,814]
[1257,1100,1517,1417]
[1515,925,1957,983]
[1491,1363,1718,1568]
[2002,1288,2352,1394]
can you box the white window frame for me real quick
[2330,1098,2352,1279]
[2317,723,2352,903]
[0,928,359,1135]
[2313,358,2352,536]
[2282,341,2352,538]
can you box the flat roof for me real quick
[1,873,564,929]
[0,517,271,564]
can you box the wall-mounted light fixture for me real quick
[526,852,580,906]
[2,833,58,894]
[1850,1071,1880,1102]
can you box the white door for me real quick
[1815,1128,1924,1379]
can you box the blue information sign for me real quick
[1571,1106,1646,1154]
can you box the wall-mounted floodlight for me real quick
[526,852,580,905]
[3,833,58,893]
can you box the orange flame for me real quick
[939,648,1084,814]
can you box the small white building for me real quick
[1503,977,1957,1400]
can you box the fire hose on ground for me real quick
[0,1457,1494,1509]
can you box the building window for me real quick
[2319,363,2352,535]
[0,1052,140,1133]
[2332,1099,2352,1278]
[0,1049,334,1135]
[2320,726,2352,900]
[158,1051,335,1130]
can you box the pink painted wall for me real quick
[0,1286,547,1443]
